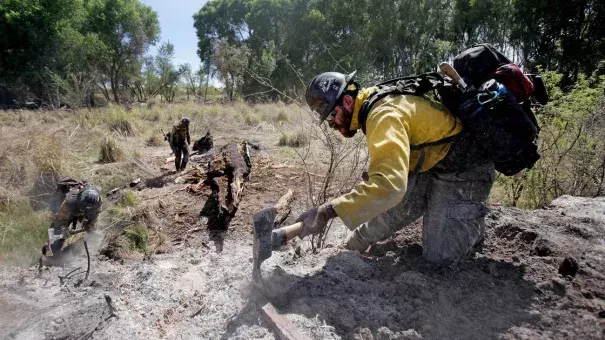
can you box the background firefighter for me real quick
[170,117,191,172]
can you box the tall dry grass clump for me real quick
[278,131,310,148]
[31,134,65,174]
[275,109,289,123]
[99,136,125,163]
[107,107,136,136]
[146,133,164,146]
[109,118,135,136]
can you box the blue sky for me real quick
[142,0,209,70]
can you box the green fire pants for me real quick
[346,162,495,265]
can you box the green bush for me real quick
[0,199,49,262]
[118,190,136,207]
[124,225,148,253]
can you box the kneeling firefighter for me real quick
[47,183,102,256]
[297,71,495,265]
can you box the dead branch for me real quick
[190,301,208,318]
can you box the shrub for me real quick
[109,118,135,136]
[243,112,260,126]
[107,106,136,136]
[145,110,161,122]
[118,190,136,207]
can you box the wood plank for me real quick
[261,303,312,340]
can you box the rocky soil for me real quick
[1,145,604,340]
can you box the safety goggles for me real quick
[324,96,344,122]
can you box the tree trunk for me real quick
[99,82,110,102]
[204,60,211,101]
[111,78,120,104]
[110,62,121,104]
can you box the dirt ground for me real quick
[1,141,604,339]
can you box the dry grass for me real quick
[31,134,65,173]
[124,224,149,252]
[146,133,164,147]
[99,136,125,163]
[109,118,136,136]
[278,131,310,148]
[0,198,49,263]
[0,99,309,260]
[275,109,289,123]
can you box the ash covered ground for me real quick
[1,146,604,340]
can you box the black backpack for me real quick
[358,44,548,176]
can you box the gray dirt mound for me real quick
[1,194,604,340]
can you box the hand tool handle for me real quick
[282,221,304,240]
[439,62,467,89]
[271,221,304,249]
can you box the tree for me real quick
[511,0,605,82]
[0,0,161,106]
[212,38,250,101]
[128,42,182,102]
[0,0,89,106]
[181,63,207,100]
[84,0,160,103]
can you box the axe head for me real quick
[252,206,277,281]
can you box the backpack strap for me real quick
[357,72,460,153]
[407,134,460,176]
[409,134,459,151]
[358,85,399,133]
[358,72,446,132]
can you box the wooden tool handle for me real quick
[282,221,304,240]
[271,221,304,249]
[439,62,467,89]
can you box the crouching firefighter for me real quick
[170,117,191,172]
[46,183,102,257]
[297,71,495,265]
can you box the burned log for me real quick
[200,142,251,230]
[192,131,213,153]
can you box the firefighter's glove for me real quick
[295,203,337,239]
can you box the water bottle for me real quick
[477,79,508,105]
